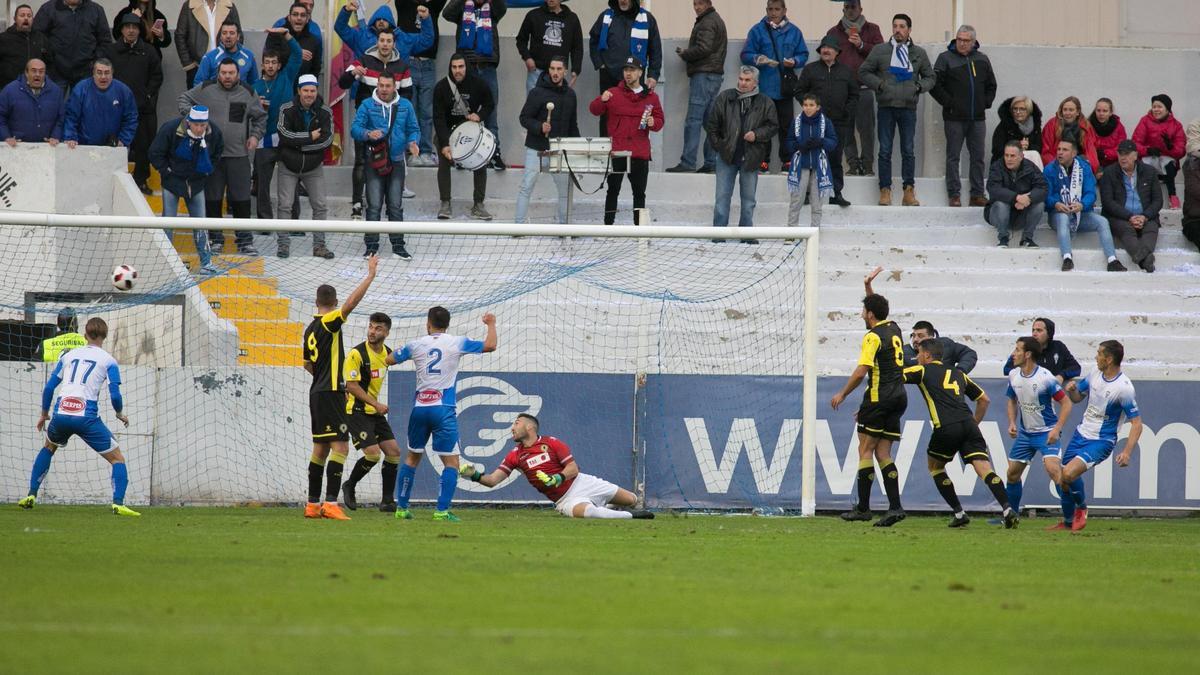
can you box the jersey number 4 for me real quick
[68,359,98,384]
[942,370,961,395]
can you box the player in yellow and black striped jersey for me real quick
[301,255,378,520]
[830,266,908,526]
[905,339,1017,529]
[339,312,404,513]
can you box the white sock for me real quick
[955,511,965,518]
[1107,256,1117,263]
[582,505,633,519]
[1063,254,1072,260]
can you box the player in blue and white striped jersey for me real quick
[1004,337,1073,513]
[1053,340,1143,532]
[18,318,139,516]
[385,306,497,522]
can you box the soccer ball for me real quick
[112,264,138,291]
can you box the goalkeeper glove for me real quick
[535,470,564,487]
[458,463,482,482]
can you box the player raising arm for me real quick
[903,339,1017,528]
[830,266,908,527]
[385,307,497,522]
[1004,336,1072,515]
[303,255,378,520]
[1052,340,1142,532]
[19,318,139,516]
[459,414,654,519]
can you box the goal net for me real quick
[0,217,819,513]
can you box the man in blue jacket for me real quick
[741,0,808,172]
[351,71,420,260]
[194,18,257,84]
[63,58,137,148]
[0,58,64,145]
[335,0,399,58]
[1044,138,1126,272]
[149,105,224,273]
[252,28,302,221]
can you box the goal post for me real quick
[0,213,820,515]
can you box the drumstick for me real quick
[546,102,555,126]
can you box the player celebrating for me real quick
[387,307,497,522]
[340,312,403,512]
[904,340,1018,528]
[831,266,907,526]
[1004,336,1073,514]
[303,255,378,520]
[18,318,138,516]
[459,414,654,520]
[1052,340,1142,532]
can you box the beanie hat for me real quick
[187,105,209,123]
[1151,93,1172,112]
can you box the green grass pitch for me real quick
[3,507,1198,674]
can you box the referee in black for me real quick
[903,339,1017,529]
[302,255,378,520]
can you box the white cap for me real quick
[297,74,319,89]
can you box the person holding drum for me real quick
[588,55,664,225]
[433,52,495,220]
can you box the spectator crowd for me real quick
[0,0,1196,269]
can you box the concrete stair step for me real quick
[198,275,279,296]
[233,319,304,345]
[238,344,304,367]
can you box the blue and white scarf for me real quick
[889,38,913,82]
[598,6,649,64]
[176,128,213,175]
[1057,157,1084,231]
[458,1,494,58]
[788,113,833,198]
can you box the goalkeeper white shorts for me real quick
[554,473,620,517]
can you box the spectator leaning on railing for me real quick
[176,0,240,89]
[931,24,996,208]
[63,58,138,149]
[0,58,64,146]
[0,5,48,91]
[32,0,111,88]
[148,105,223,273]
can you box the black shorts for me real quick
[927,419,989,463]
[347,411,396,451]
[310,391,349,443]
[857,395,907,440]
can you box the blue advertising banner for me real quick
[640,375,1200,512]
[387,371,635,503]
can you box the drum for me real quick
[448,121,496,171]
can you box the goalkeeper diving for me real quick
[459,414,654,519]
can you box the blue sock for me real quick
[111,463,129,505]
[29,447,53,496]
[1070,478,1087,508]
[1059,483,1075,525]
[395,463,416,508]
[436,467,457,512]
[1005,480,1023,513]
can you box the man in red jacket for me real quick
[826,0,883,176]
[589,55,663,225]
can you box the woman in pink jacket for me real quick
[1132,93,1186,209]
[1088,97,1126,174]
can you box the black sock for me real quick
[381,460,399,503]
[880,462,903,510]
[855,459,874,509]
[307,461,324,503]
[983,472,1010,510]
[346,457,376,487]
[931,471,963,512]
[325,457,345,502]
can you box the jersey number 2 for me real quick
[428,348,443,374]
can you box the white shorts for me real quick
[554,473,620,517]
